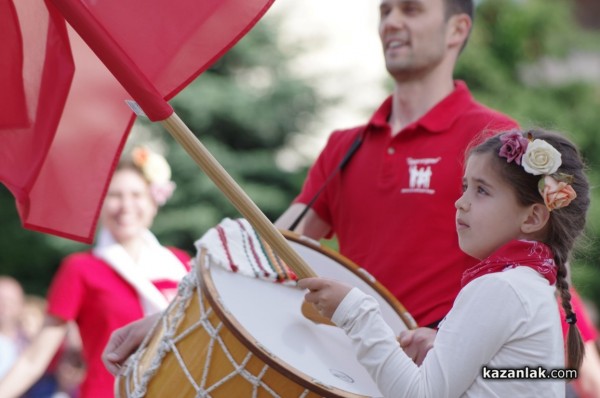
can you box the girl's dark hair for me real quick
[470,128,590,370]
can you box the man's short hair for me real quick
[445,0,474,20]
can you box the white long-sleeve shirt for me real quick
[332,267,565,397]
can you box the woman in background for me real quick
[0,147,190,398]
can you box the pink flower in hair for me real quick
[499,131,529,165]
[150,181,177,206]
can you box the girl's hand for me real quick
[298,277,353,319]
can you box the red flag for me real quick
[0,1,29,129]
[50,0,276,121]
[0,0,275,243]
[0,0,134,243]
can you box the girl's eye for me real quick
[461,183,468,193]
[477,186,488,195]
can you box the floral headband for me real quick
[498,132,576,211]
[131,147,176,206]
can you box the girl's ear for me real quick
[521,203,550,234]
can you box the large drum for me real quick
[116,229,417,398]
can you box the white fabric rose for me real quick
[143,152,172,183]
[522,139,562,175]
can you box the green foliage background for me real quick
[2,0,600,316]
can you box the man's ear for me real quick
[521,203,550,234]
[446,13,472,50]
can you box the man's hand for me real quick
[398,327,437,366]
[102,314,159,375]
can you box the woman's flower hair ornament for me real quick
[499,132,576,211]
[132,147,176,206]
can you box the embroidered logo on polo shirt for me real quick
[401,157,441,194]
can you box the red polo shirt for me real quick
[295,81,518,327]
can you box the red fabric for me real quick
[461,240,557,287]
[2,0,274,243]
[50,0,275,121]
[46,248,190,398]
[0,1,134,244]
[0,1,28,128]
[294,81,518,327]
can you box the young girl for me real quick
[299,129,589,397]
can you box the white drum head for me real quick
[206,237,411,397]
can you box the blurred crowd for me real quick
[0,276,85,398]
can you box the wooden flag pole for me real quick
[161,112,334,326]
[161,111,317,280]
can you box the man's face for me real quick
[378,0,451,81]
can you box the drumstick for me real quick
[301,300,335,326]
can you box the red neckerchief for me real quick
[461,240,557,288]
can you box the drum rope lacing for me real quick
[120,259,313,398]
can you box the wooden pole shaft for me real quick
[160,112,317,279]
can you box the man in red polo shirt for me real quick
[275,0,517,330]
